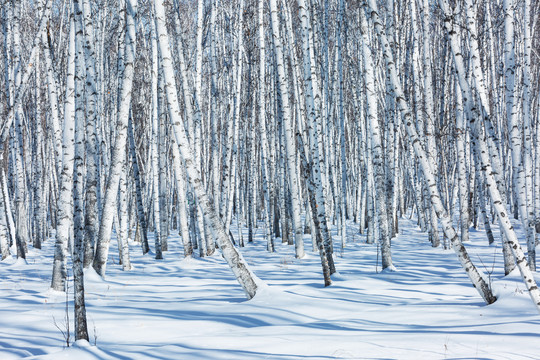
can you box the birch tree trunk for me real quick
[0,170,11,260]
[51,15,76,291]
[153,0,259,299]
[80,0,100,269]
[269,0,304,259]
[72,0,89,339]
[150,24,163,260]
[297,0,335,280]
[455,80,470,243]
[439,0,540,311]
[259,0,274,253]
[128,118,150,254]
[359,9,394,270]
[93,0,137,277]
[365,0,496,304]
[502,0,536,271]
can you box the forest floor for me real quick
[1,216,539,359]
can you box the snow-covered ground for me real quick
[1,217,539,359]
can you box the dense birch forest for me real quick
[1,0,540,345]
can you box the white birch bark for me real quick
[359,9,394,270]
[117,166,132,270]
[51,15,76,291]
[209,2,220,215]
[0,1,52,145]
[128,118,150,254]
[455,82,469,243]
[72,0,89,338]
[154,0,259,299]
[93,0,137,277]
[337,0,347,248]
[439,0,540,311]
[150,23,163,260]
[170,136,193,258]
[522,0,536,240]
[505,0,536,270]
[258,0,274,253]
[297,0,335,278]
[80,0,100,269]
[0,169,10,260]
[171,5,214,256]
[41,29,63,177]
[32,46,44,250]
[463,0,515,273]
[418,0,440,248]
[365,0,496,304]
[269,0,304,258]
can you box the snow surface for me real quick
[1,217,539,359]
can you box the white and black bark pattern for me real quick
[269,0,304,259]
[117,165,132,270]
[521,0,536,243]
[72,1,89,339]
[80,0,100,269]
[158,75,169,252]
[502,0,536,271]
[0,0,52,146]
[439,0,540,311]
[170,136,192,258]
[365,0,496,305]
[417,0,440,248]
[51,16,76,292]
[93,0,137,277]
[10,0,51,260]
[128,118,150,254]
[0,169,11,260]
[209,1,220,216]
[259,0,274,253]
[462,0,515,273]
[41,28,62,178]
[413,0,439,249]
[173,1,214,256]
[359,9,394,271]
[32,48,45,250]
[153,0,259,299]
[455,82,469,244]
[297,0,335,277]
[224,1,244,239]
[336,0,348,249]
[150,25,163,260]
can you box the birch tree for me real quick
[153,0,259,299]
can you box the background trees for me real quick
[1,0,539,311]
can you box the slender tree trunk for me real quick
[80,0,100,269]
[128,119,150,255]
[51,16,76,291]
[153,0,259,299]
[93,0,137,277]
[365,0,496,304]
[269,0,304,258]
[439,0,540,311]
[72,0,89,338]
[455,82,470,243]
[359,9,394,270]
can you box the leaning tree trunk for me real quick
[93,0,137,277]
[153,0,259,299]
[439,0,540,312]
